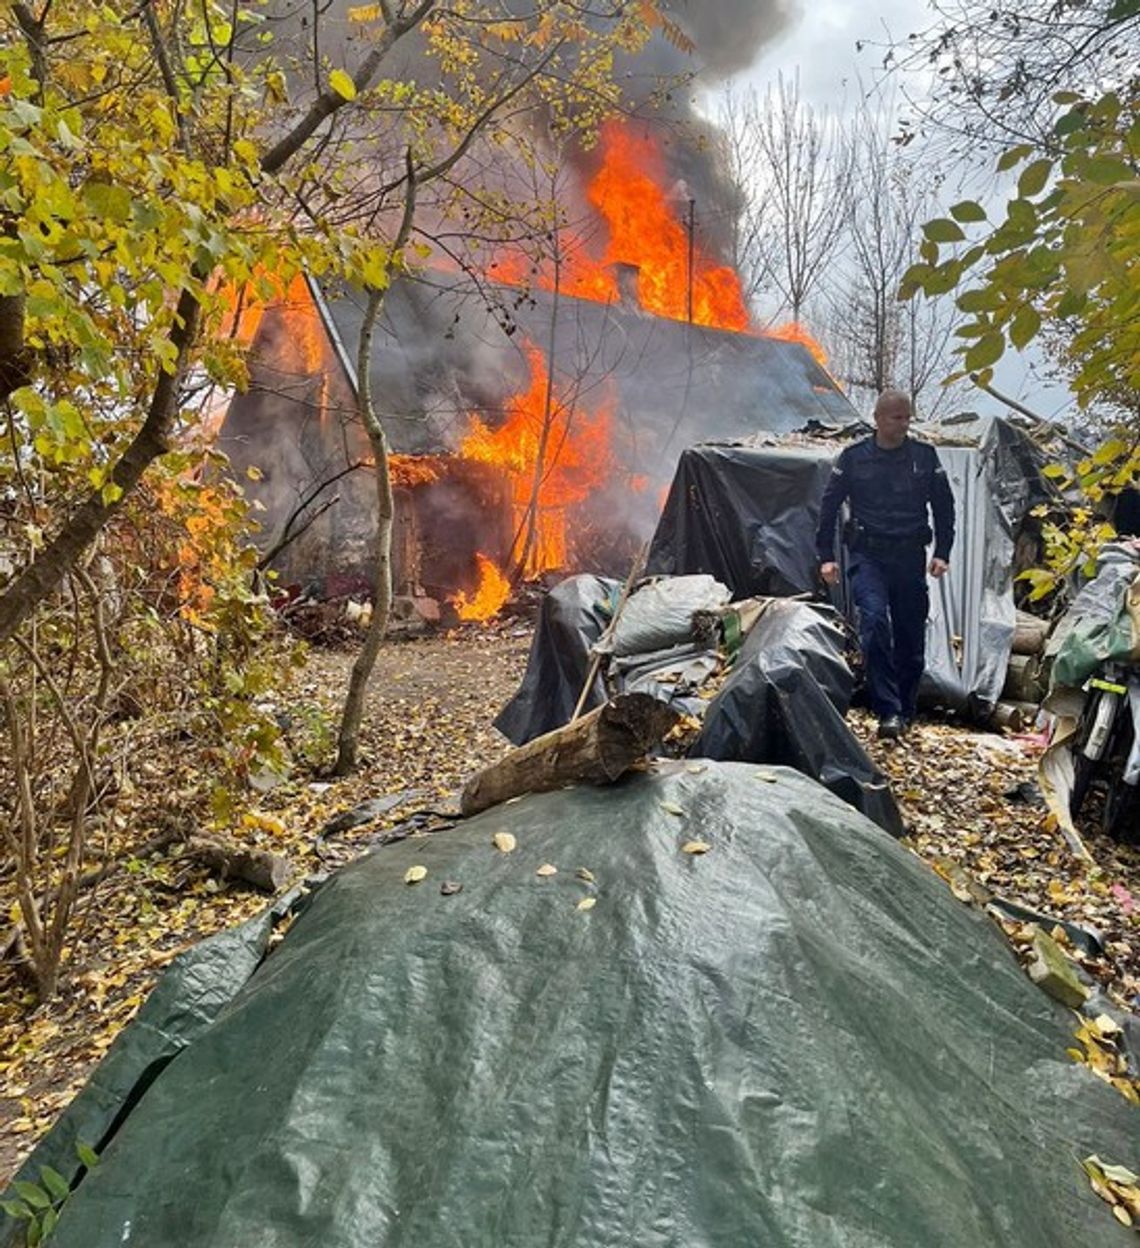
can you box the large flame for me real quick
[491,121,830,365]
[453,553,512,620]
[451,339,614,618]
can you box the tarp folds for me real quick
[0,903,286,1247]
[36,763,1136,1248]
[691,600,901,835]
[494,575,897,832]
[1049,541,1140,692]
[493,574,616,745]
[648,443,833,596]
[646,419,1050,717]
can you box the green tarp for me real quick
[14,763,1137,1246]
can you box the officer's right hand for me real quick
[820,561,840,586]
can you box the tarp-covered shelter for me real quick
[216,274,855,596]
[495,574,901,834]
[5,763,1133,1247]
[647,414,1051,717]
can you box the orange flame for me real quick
[460,339,613,582]
[489,122,836,364]
[453,552,511,620]
[389,454,445,488]
[766,320,829,368]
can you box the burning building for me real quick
[217,123,856,615]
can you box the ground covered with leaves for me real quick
[1,621,1137,1185]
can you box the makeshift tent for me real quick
[7,763,1133,1247]
[494,576,900,833]
[647,415,1051,718]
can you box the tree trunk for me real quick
[460,692,682,816]
[335,164,416,775]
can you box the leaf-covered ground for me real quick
[1,621,1137,1184]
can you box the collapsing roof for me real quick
[315,273,856,463]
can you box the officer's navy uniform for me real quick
[815,436,955,723]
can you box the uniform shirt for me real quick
[815,436,955,563]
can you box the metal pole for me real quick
[686,198,695,325]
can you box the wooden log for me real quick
[461,692,682,816]
[1002,652,1044,704]
[1012,611,1049,656]
[990,700,1031,732]
[185,836,291,892]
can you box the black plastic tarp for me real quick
[494,577,898,832]
[691,599,901,835]
[647,418,1050,717]
[493,574,615,744]
[15,763,1135,1247]
[648,442,834,597]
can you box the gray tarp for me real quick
[15,763,1135,1247]
[647,417,1051,717]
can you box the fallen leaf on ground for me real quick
[492,832,517,854]
[404,865,427,885]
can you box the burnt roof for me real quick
[315,272,857,466]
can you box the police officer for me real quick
[815,390,955,740]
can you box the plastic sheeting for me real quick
[493,575,615,745]
[692,599,901,835]
[606,575,730,656]
[647,418,1050,717]
[494,576,897,832]
[1049,541,1140,692]
[23,763,1136,1248]
[0,902,287,1248]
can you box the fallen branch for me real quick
[460,691,681,816]
[185,836,291,893]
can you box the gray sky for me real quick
[712,0,1077,421]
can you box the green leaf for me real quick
[923,218,966,244]
[39,1207,59,1238]
[329,69,357,100]
[81,180,132,223]
[1082,155,1133,184]
[964,331,1005,370]
[1017,159,1053,197]
[949,200,987,223]
[997,144,1034,172]
[1042,463,1068,479]
[12,1181,51,1210]
[0,1198,32,1219]
[74,1142,100,1171]
[1055,288,1087,317]
[1010,304,1041,349]
[38,1166,70,1202]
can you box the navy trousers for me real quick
[848,549,929,720]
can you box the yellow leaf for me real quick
[1112,1205,1132,1227]
[575,867,595,883]
[576,897,596,911]
[754,771,779,783]
[492,832,517,853]
[347,3,381,19]
[404,865,427,884]
[660,801,685,816]
[682,840,711,855]
[536,863,558,877]
[329,69,357,100]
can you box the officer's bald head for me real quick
[873,389,912,448]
